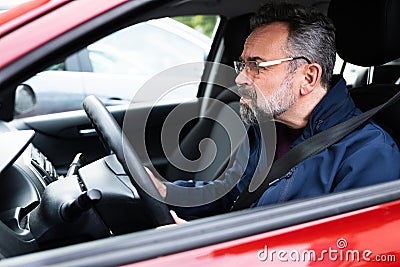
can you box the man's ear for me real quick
[300,63,322,95]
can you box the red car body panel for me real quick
[0,0,64,36]
[0,0,127,68]
[129,200,400,267]
[0,1,399,266]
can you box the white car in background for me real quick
[16,17,212,117]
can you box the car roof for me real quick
[0,0,70,36]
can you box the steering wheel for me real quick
[83,95,174,226]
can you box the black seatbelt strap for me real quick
[231,89,400,211]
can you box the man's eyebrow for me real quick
[239,56,265,62]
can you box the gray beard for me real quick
[240,102,258,125]
[238,72,296,125]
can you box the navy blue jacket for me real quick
[165,76,400,218]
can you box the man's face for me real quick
[235,23,298,125]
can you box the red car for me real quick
[0,0,399,266]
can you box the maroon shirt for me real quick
[273,123,303,161]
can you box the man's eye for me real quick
[247,62,258,69]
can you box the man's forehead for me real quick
[240,23,289,60]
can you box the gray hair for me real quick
[250,2,336,89]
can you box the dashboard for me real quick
[0,122,149,258]
[0,130,46,232]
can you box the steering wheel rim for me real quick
[83,95,174,226]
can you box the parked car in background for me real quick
[15,16,212,117]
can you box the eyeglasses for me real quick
[233,56,311,75]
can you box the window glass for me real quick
[334,55,400,88]
[88,18,210,76]
[333,55,368,88]
[46,63,66,71]
[16,16,219,118]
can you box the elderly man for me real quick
[148,2,400,219]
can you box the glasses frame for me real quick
[234,56,311,75]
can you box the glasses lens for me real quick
[247,61,258,74]
[234,61,243,74]
[233,61,261,75]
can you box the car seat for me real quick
[328,0,400,145]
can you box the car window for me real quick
[88,18,209,76]
[333,55,368,87]
[334,56,400,89]
[15,16,219,118]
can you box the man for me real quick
[148,2,400,219]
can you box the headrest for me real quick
[328,0,400,67]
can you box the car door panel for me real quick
[124,100,201,176]
[10,100,201,176]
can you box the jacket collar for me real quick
[292,75,358,147]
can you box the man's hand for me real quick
[144,167,189,226]
[156,210,188,229]
[170,210,188,224]
[145,167,167,199]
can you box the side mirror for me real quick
[14,84,37,115]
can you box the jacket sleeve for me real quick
[164,140,249,219]
[164,125,263,219]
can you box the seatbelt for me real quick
[231,89,400,211]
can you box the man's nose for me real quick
[235,70,252,86]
